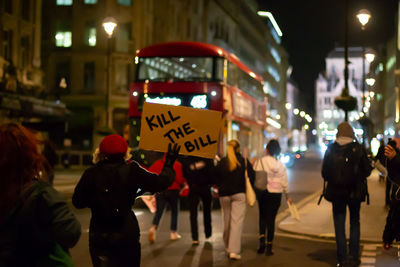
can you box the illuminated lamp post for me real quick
[101,17,117,133]
[334,0,357,122]
[356,9,372,145]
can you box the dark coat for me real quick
[321,141,372,202]
[215,153,255,197]
[72,158,174,250]
[0,181,81,267]
[182,156,215,192]
[383,151,400,244]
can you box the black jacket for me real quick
[182,156,215,191]
[321,141,372,201]
[0,181,81,267]
[72,158,175,248]
[215,153,255,197]
[383,150,400,244]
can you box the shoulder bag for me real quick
[244,159,256,207]
[254,158,268,190]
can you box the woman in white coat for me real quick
[254,139,291,255]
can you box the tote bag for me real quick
[254,158,268,190]
[245,159,256,206]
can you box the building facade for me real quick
[42,0,289,152]
[315,47,371,147]
[0,0,68,130]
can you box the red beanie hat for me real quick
[99,134,128,155]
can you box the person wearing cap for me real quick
[72,135,180,267]
[321,122,372,267]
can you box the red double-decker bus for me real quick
[129,41,267,159]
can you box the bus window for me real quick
[137,57,214,82]
[215,57,225,81]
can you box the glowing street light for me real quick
[365,52,375,63]
[102,17,117,129]
[356,9,371,29]
[285,103,292,110]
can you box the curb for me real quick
[277,191,382,244]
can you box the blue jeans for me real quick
[152,190,179,231]
[332,199,361,262]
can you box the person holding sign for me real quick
[215,140,255,260]
[148,153,187,243]
[72,135,180,267]
[253,139,291,256]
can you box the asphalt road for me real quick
[55,150,400,266]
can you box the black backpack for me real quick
[321,142,369,202]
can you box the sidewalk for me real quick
[278,169,388,243]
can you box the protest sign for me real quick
[139,102,222,158]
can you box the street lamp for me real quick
[334,0,357,122]
[357,8,371,145]
[365,52,375,63]
[366,77,376,87]
[102,17,117,129]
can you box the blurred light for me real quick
[371,138,380,157]
[295,154,301,159]
[275,114,281,120]
[102,17,117,37]
[366,77,375,86]
[356,9,371,27]
[190,95,207,109]
[132,91,138,97]
[293,108,299,115]
[267,118,281,129]
[360,112,365,117]
[365,52,375,63]
[304,124,309,130]
[249,72,256,78]
[135,56,139,64]
[312,129,317,135]
[285,103,292,110]
[211,90,217,96]
[365,102,371,108]
[232,123,240,131]
[363,107,368,113]
[257,11,283,37]
[369,91,375,97]
[300,111,305,117]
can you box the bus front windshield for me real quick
[136,57,216,82]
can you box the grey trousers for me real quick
[219,193,246,254]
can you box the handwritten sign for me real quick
[139,102,222,158]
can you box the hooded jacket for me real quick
[254,155,288,193]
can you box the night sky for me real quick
[257,0,398,114]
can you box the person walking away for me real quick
[148,153,186,243]
[72,135,180,267]
[215,140,255,260]
[182,156,215,244]
[374,139,387,185]
[382,138,400,250]
[321,122,372,267]
[253,139,291,255]
[0,123,81,266]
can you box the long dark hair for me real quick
[267,139,281,158]
[0,123,46,220]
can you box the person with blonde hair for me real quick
[215,140,255,260]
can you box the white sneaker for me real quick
[229,253,241,260]
[148,227,156,243]
[170,231,182,240]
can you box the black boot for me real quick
[257,236,266,254]
[265,242,274,256]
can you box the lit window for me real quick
[55,32,72,47]
[118,0,131,6]
[87,28,96,46]
[57,0,73,5]
[84,0,97,3]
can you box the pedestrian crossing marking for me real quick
[363,244,379,251]
[360,257,376,264]
[361,251,376,257]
